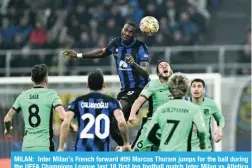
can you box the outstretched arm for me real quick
[62,48,109,59]
[63,38,117,59]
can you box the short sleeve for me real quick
[105,37,117,55]
[68,98,77,112]
[12,95,21,113]
[110,99,121,112]
[50,90,62,109]
[137,44,149,62]
[140,80,155,99]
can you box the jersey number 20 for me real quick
[80,113,110,139]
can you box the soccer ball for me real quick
[139,16,159,36]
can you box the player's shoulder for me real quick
[135,39,148,48]
[109,37,121,45]
[142,79,157,91]
[204,97,217,106]
[20,88,32,94]
[46,88,58,94]
[180,99,199,109]
[204,97,216,105]
[19,88,39,96]
[16,89,30,99]
[147,79,160,86]
[44,89,60,97]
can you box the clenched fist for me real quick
[126,55,135,64]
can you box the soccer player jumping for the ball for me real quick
[62,21,150,146]
[189,78,225,151]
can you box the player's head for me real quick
[121,21,138,42]
[168,73,188,99]
[190,78,205,99]
[156,60,173,80]
[31,64,48,86]
[87,69,105,91]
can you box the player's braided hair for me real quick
[31,64,48,84]
[168,73,188,98]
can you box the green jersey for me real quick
[12,87,62,151]
[132,79,172,151]
[140,79,172,118]
[146,99,207,151]
[189,97,225,150]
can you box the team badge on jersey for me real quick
[204,109,209,115]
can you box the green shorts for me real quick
[132,118,158,151]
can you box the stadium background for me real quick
[0,0,251,162]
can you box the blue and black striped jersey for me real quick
[68,91,121,151]
[105,37,150,89]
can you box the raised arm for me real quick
[127,60,149,78]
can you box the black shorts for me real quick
[117,88,143,105]
[116,88,143,119]
[111,88,143,146]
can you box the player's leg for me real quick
[110,99,131,146]
[111,89,142,146]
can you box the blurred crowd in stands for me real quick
[0,0,212,49]
[0,0,250,76]
[237,26,251,75]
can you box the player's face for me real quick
[157,62,172,79]
[191,82,205,98]
[121,24,136,42]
